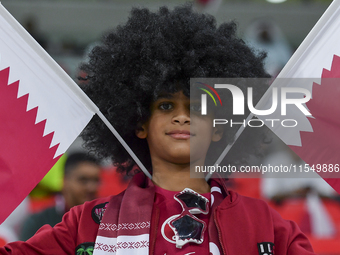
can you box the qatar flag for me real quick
[256,0,340,193]
[0,4,97,223]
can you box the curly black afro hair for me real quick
[79,4,270,175]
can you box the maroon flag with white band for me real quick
[0,4,96,223]
[0,3,152,224]
[256,0,340,193]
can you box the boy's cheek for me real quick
[191,114,214,126]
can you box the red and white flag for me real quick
[0,4,97,223]
[257,0,340,193]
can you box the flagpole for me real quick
[96,111,152,179]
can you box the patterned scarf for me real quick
[93,172,228,255]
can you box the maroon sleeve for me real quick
[215,192,316,255]
[0,204,82,254]
[286,220,316,255]
[271,208,316,255]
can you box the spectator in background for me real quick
[28,154,66,212]
[261,144,337,238]
[243,18,293,77]
[19,152,101,241]
[261,146,336,204]
[23,17,48,50]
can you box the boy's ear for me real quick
[211,126,223,142]
[135,123,148,139]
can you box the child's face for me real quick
[136,91,222,168]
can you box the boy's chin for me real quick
[170,156,191,165]
[171,155,203,167]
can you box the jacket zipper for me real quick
[214,208,227,255]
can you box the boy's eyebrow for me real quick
[155,93,174,100]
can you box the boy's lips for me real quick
[166,130,193,139]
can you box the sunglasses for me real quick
[169,188,209,248]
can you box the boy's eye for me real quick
[190,103,201,112]
[159,102,173,110]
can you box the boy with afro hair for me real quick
[1,4,315,255]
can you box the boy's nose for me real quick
[172,108,190,125]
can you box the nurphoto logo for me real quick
[194,79,312,128]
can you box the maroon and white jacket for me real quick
[1,173,315,255]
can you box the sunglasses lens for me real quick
[172,215,204,240]
[177,192,207,211]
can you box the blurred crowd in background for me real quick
[1,0,340,254]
